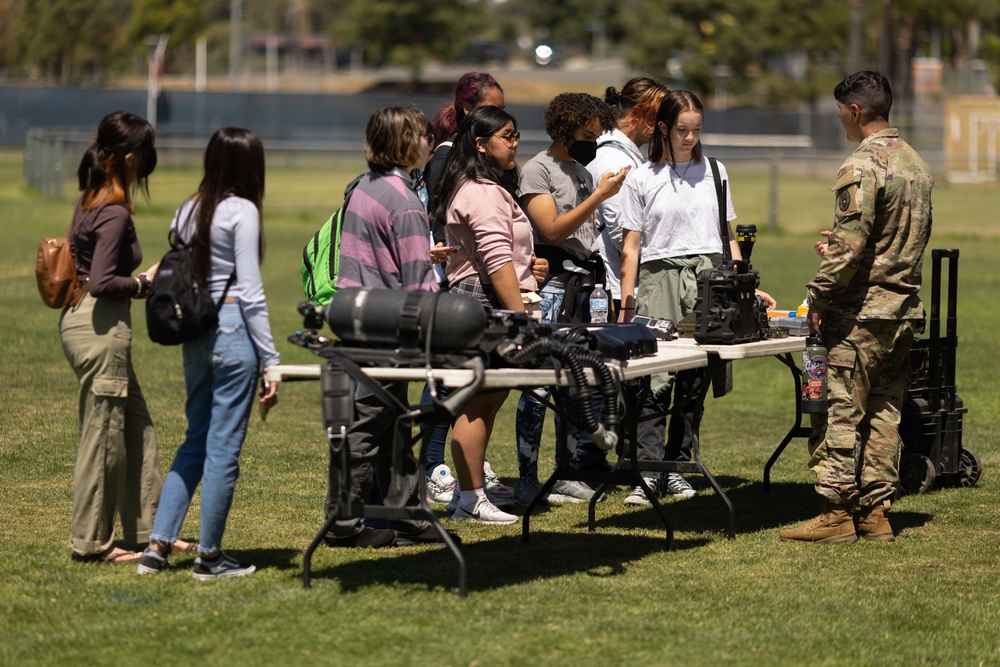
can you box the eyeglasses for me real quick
[493,131,520,147]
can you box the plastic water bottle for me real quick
[589,283,609,323]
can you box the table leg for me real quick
[763,353,811,493]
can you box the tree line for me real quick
[1,0,997,107]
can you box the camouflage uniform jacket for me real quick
[807,128,933,321]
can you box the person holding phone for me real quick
[60,110,167,565]
[514,92,624,508]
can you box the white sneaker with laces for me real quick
[663,472,697,499]
[426,464,457,504]
[451,496,518,525]
[446,484,514,513]
[483,458,515,499]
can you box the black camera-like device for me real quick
[690,224,767,345]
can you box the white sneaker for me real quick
[451,496,518,525]
[483,458,515,500]
[426,464,457,504]
[663,472,697,499]
[623,476,661,506]
[446,484,513,513]
[550,479,602,504]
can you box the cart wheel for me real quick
[958,448,983,488]
[900,453,936,495]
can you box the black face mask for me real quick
[567,139,598,166]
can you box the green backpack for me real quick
[301,174,365,306]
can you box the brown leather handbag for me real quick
[35,206,87,309]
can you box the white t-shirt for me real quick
[588,129,645,299]
[618,157,736,262]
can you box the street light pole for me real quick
[230,0,243,87]
[146,34,170,129]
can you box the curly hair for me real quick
[542,93,617,146]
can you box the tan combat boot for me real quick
[857,500,894,542]
[779,500,858,544]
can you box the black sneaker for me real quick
[136,548,171,575]
[324,527,397,549]
[191,552,256,581]
[394,524,462,547]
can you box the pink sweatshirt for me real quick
[444,179,535,290]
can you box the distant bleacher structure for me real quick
[945,96,1000,182]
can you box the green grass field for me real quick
[1,148,998,666]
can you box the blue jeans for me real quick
[515,283,608,480]
[419,381,450,471]
[150,302,259,553]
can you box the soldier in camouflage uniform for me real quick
[780,71,932,544]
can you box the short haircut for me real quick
[542,92,617,146]
[834,71,892,122]
[364,105,431,173]
[649,90,705,165]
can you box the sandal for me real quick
[71,546,142,564]
[136,539,199,555]
[171,540,198,555]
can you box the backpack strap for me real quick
[708,157,731,263]
[168,220,236,312]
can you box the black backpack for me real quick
[146,229,235,346]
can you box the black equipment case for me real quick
[898,248,982,494]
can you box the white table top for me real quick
[265,340,709,390]
[666,335,805,359]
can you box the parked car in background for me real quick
[460,39,510,66]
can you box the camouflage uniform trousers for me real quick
[807,318,915,508]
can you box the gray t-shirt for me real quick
[519,149,598,264]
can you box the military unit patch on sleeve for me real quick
[832,165,862,218]
[838,188,852,212]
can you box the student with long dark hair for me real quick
[421,73,516,507]
[430,105,538,524]
[60,110,166,564]
[137,127,279,579]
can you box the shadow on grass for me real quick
[586,475,932,538]
[270,477,934,593]
[303,530,707,593]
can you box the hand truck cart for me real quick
[898,248,982,494]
